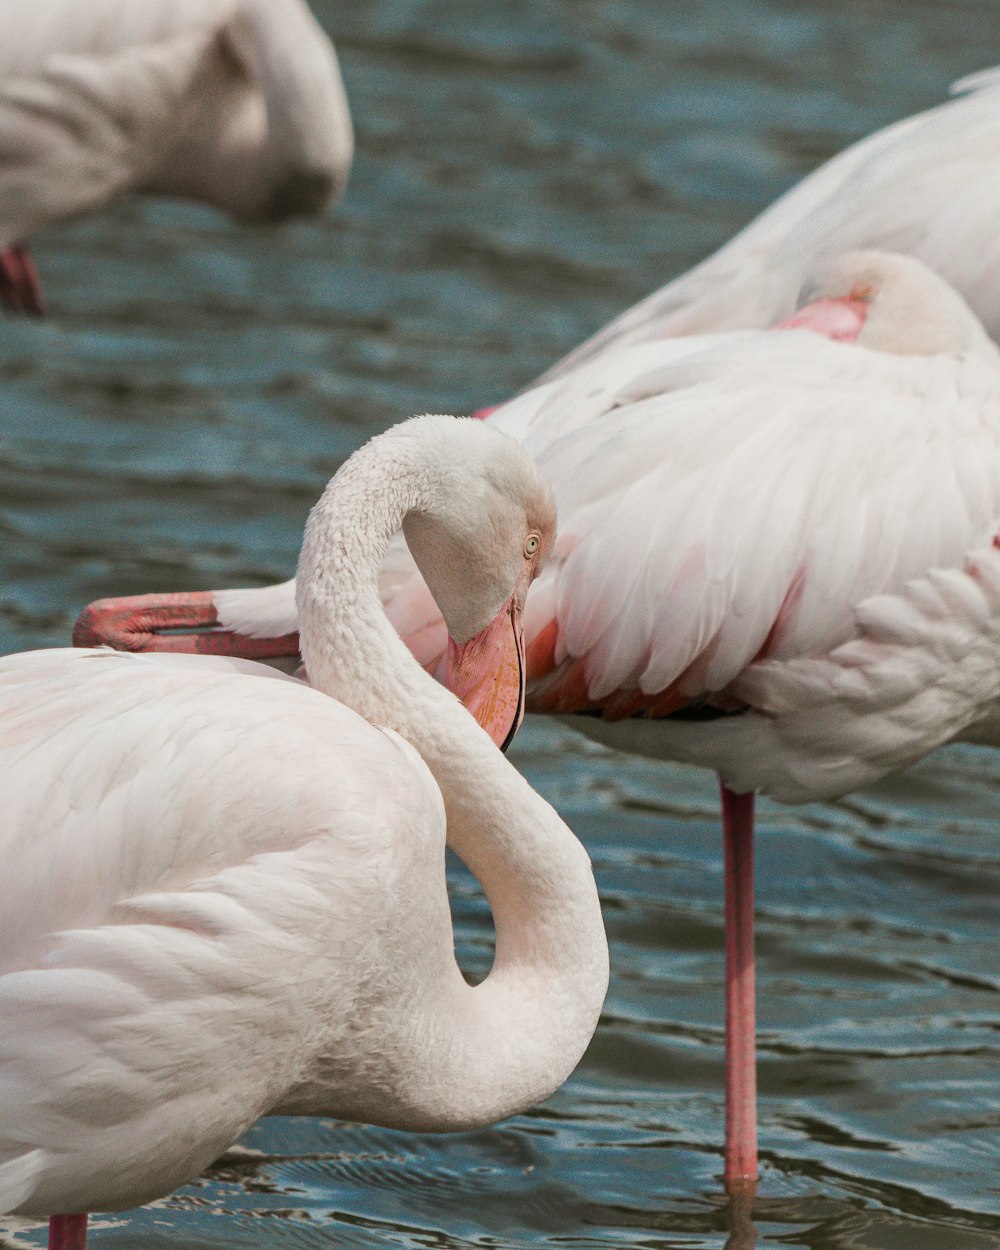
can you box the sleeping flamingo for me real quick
[75,252,1000,1197]
[4,416,608,1250]
[0,0,353,313]
[543,65,1000,379]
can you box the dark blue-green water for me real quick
[4,2,1000,1247]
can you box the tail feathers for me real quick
[0,1149,44,1216]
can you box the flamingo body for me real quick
[514,347,1000,799]
[0,649,447,1217]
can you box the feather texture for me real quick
[0,648,447,1216]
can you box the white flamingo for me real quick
[543,66,1000,380]
[76,253,1000,1194]
[0,0,353,312]
[3,416,608,1250]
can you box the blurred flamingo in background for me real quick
[0,0,353,313]
[541,66,1000,379]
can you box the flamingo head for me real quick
[777,249,996,357]
[398,418,556,750]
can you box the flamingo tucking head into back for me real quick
[5,415,608,1248]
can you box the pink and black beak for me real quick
[72,592,300,659]
[774,290,871,343]
[0,244,45,316]
[435,570,531,754]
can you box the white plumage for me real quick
[135,254,1000,803]
[0,417,608,1231]
[0,649,444,1217]
[427,256,1000,801]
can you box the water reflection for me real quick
[726,1189,758,1250]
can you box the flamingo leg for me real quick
[48,1214,87,1250]
[0,243,45,315]
[720,779,758,1196]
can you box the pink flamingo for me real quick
[0,0,353,313]
[2,416,608,1250]
[75,251,1000,1197]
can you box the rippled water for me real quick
[4,1,1000,1247]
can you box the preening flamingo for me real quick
[4,416,608,1250]
[76,252,1000,1196]
[543,66,1000,380]
[0,0,353,313]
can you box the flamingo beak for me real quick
[437,578,528,753]
[72,592,300,659]
[774,294,870,343]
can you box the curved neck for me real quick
[144,0,352,222]
[228,0,353,209]
[295,424,608,1127]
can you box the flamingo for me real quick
[542,65,1000,380]
[75,252,1000,1197]
[0,0,353,313]
[3,415,609,1250]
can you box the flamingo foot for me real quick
[49,1214,87,1250]
[720,779,758,1194]
[0,243,45,315]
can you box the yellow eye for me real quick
[524,534,540,558]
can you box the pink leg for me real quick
[720,779,758,1197]
[48,1214,87,1250]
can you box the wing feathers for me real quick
[517,339,1000,712]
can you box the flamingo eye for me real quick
[524,534,540,558]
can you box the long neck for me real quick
[228,0,352,213]
[144,0,352,223]
[295,427,608,1128]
